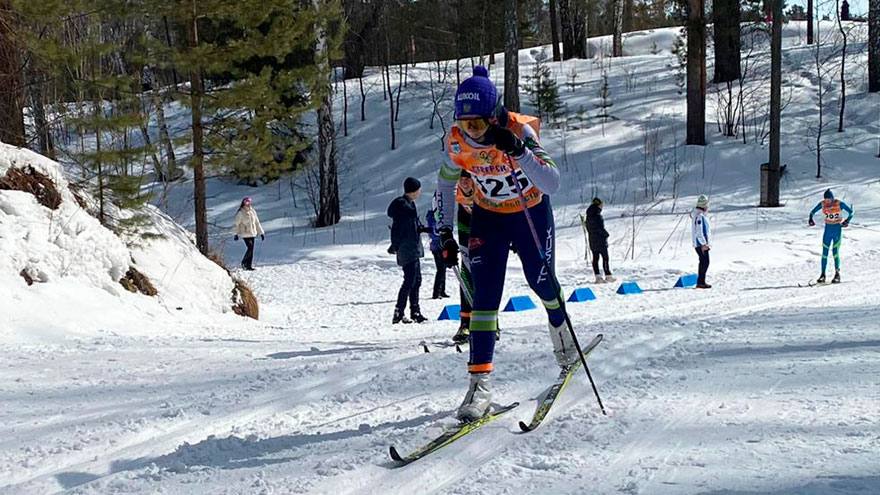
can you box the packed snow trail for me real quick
[2,247,878,494]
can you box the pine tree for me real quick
[595,71,613,136]
[525,49,562,124]
[13,0,154,229]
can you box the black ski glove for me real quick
[808,218,815,227]
[486,126,525,157]
[234,235,239,241]
[439,228,458,267]
[842,219,850,227]
[387,245,397,255]
[261,234,265,241]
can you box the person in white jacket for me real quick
[233,197,265,270]
[692,195,711,289]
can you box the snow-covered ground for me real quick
[2,22,879,494]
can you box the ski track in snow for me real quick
[3,247,879,494]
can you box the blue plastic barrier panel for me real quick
[616,281,643,295]
[503,295,537,312]
[567,287,597,302]
[674,274,698,288]
[438,304,461,320]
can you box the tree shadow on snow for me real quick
[699,339,880,360]
[697,474,880,495]
[265,343,393,360]
[104,410,449,474]
[54,472,101,489]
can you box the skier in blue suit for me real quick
[808,189,853,284]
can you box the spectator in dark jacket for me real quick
[387,177,429,324]
[586,197,614,283]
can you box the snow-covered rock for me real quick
[0,142,241,343]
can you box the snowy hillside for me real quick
[2,22,879,494]
[0,142,253,346]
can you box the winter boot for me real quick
[548,320,579,369]
[410,311,428,323]
[604,274,616,283]
[456,372,492,423]
[816,273,826,284]
[831,271,840,284]
[594,274,605,284]
[393,309,411,325]
[452,324,470,344]
[696,283,712,289]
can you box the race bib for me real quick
[472,169,533,199]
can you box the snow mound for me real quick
[0,142,242,343]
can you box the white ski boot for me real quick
[604,274,616,283]
[549,321,579,369]
[456,372,492,422]
[594,274,605,284]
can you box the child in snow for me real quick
[434,65,576,422]
[387,177,429,324]
[585,197,614,284]
[233,197,265,271]
[425,196,449,299]
[692,195,711,289]
[808,189,853,284]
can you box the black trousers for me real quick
[590,246,611,275]
[695,247,710,284]
[431,249,446,297]
[241,237,255,268]
[396,260,422,314]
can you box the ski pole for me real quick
[503,153,607,415]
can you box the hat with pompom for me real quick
[696,194,709,209]
[454,66,497,119]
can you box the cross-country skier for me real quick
[808,189,853,284]
[692,195,711,289]
[387,177,430,324]
[434,65,577,422]
[585,197,614,284]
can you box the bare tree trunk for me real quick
[341,76,348,136]
[24,60,54,158]
[315,2,340,228]
[504,0,520,112]
[151,87,176,180]
[188,0,208,254]
[836,0,848,132]
[559,0,588,60]
[138,117,164,182]
[686,0,706,145]
[394,64,403,122]
[358,76,366,121]
[384,64,396,149]
[868,0,879,92]
[764,0,783,207]
[612,0,624,57]
[0,0,25,147]
[549,0,562,61]
[712,0,741,83]
[807,0,815,45]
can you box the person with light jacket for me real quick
[692,195,711,289]
[233,196,265,271]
